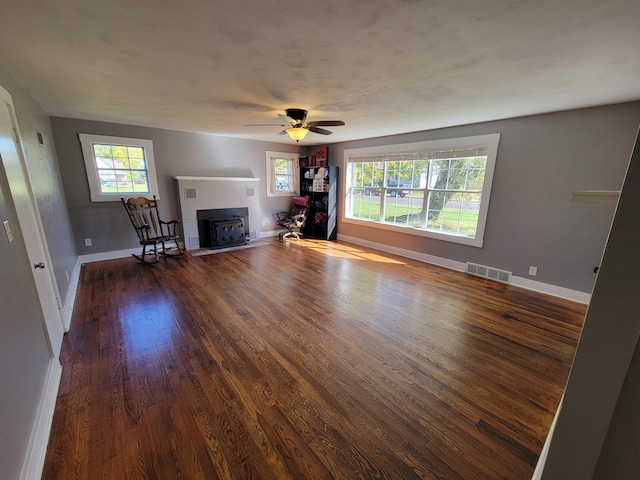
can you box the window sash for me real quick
[265,151,300,197]
[79,134,159,202]
[93,143,151,194]
[343,134,499,247]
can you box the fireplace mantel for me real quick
[175,176,261,250]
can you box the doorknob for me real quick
[33,262,45,269]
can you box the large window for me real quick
[265,151,300,197]
[343,134,499,247]
[79,134,159,202]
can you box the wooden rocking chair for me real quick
[121,196,184,264]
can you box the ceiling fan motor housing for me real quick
[285,108,307,123]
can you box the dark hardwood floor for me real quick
[42,238,585,479]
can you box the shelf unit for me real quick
[300,159,338,240]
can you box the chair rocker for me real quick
[121,196,184,264]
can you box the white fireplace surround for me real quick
[175,176,261,250]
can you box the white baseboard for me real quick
[77,247,140,264]
[510,277,591,304]
[61,260,82,332]
[338,234,468,272]
[75,235,591,304]
[338,234,590,304]
[260,229,283,238]
[20,359,62,480]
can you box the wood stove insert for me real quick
[196,207,249,249]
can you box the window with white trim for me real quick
[343,134,499,247]
[265,151,300,197]
[79,134,160,202]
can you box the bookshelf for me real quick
[300,147,337,240]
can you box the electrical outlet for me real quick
[84,238,92,247]
[528,266,538,276]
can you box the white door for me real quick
[0,86,63,357]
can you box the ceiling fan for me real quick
[246,108,345,142]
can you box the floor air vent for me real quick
[466,262,512,284]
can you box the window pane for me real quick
[349,188,381,221]
[98,171,116,193]
[93,143,151,195]
[111,145,128,159]
[93,145,115,169]
[133,172,149,192]
[274,158,293,192]
[274,158,289,175]
[275,174,290,191]
[128,146,144,159]
[427,191,481,236]
[114,170,131,191]
[384,191,424,227]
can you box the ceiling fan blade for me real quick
[245,123,288,126]
[309,126,333,135]
[278,114,296,124]
[308,120,345,127]
[277,129,289,136]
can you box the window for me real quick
[343,134,499,247]
[79,134,159,202]
[265,151,300,197]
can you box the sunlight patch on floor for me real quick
[283,239,405,264]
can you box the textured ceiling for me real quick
[1,0,639,145]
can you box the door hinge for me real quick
[56,297,62,310]
[13,127,19,144]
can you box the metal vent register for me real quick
[466,262,512,284]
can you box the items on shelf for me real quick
[312,177,328,192]
[315,146,327,166]
[298,146,337,240]
[301,146,328,167]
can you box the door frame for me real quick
[0,85,64,354]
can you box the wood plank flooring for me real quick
[42,239,585,479]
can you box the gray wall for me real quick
[0,68,77,301]
[330,102,640,293]
[51,117,301,255]
[541,128,640,479]
[0,69,70,479]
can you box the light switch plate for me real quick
[3,220,14,243]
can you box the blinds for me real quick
[349,146,489,163]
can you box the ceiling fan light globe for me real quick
[286,127,309,142]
